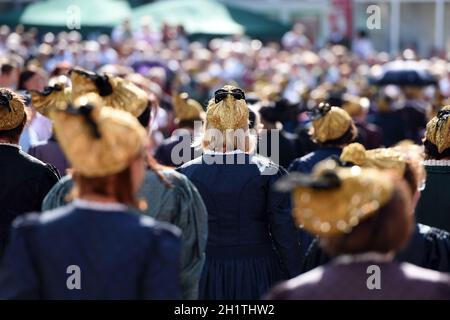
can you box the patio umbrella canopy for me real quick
[370,60,437,87]
[19,0,131,28]
[131,0,289,38]
[0,9,24,27]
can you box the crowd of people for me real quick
[0,19,450,299]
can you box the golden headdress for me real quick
[52,93,147,178]
[340,143,407,176]
[70,68,148,117]
[276,160,394,237]
[0,88,26,130]
[341,95,370,118]
[30,84,72,117]
[172,92,205,123]
[205,85,248,131]
[310,102,352,143]
[425,105,450,153]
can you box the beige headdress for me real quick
[310,102,353,143]
[0,88,26,130]
[52,93,147,178]
[30,84,72,117]
[205,85,249,131]
[425,105,450,153]
[173,92,205,123]
[276,160,394,237]
[70,68,148,117]
[340,143,407,176]
[341,94,370,118]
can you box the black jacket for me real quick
[0,144,59,255]
[416,164,450,232]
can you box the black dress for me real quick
[0,144,59,256]
[154,129,202,167]
[178,152,302,299]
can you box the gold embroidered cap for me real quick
[0,88,26,130]
[173,92,205,123]
[341,95,370,117]
[276,160,394,237]
[70,68,148,117]
[340,143,407,176]
[52,93,147,178]
[310,102,352,143]
[425,105,450,153]
[30,84,72,117]
[205,85,249,131]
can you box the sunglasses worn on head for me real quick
[214,88,245,103]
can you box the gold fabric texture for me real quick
[342,95,370,117]
[312,106,352,143]
[53,93,147,178]
[31,84,72,117]
[173,92,205,122]
[425,105,450,153]
[340,143,407,176]
[291,162,394,237]
[205,85,249,131]
[0,88,26,130]
[70,68,148,117]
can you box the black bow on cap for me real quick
[39,84,63,96]
[214,88,245,104]
[70,68,113,97]
[437,109,450,120]
[275,169,342,193]
[65,103,101,139]
[0,89,13,112]
[308,102,332,121]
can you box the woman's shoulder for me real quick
[11,204,75,231]
[265,266,326,300]
[250,154,286,176]
[398,262,450,297]
[416,223,450,240]
[145,168,195,192]
[137,214,182,240]
[47,174,74,191]
[135,214,181,259]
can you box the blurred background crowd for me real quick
[1,0,450,167]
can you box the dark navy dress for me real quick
[0,201,181,299]
[178,152,302,300]
[288,147,342,174]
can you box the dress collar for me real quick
[73,199,129,212]
[333,252,394,265]
[0,142,21,150]
[423,159,450,167]
[203,149,247,155]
